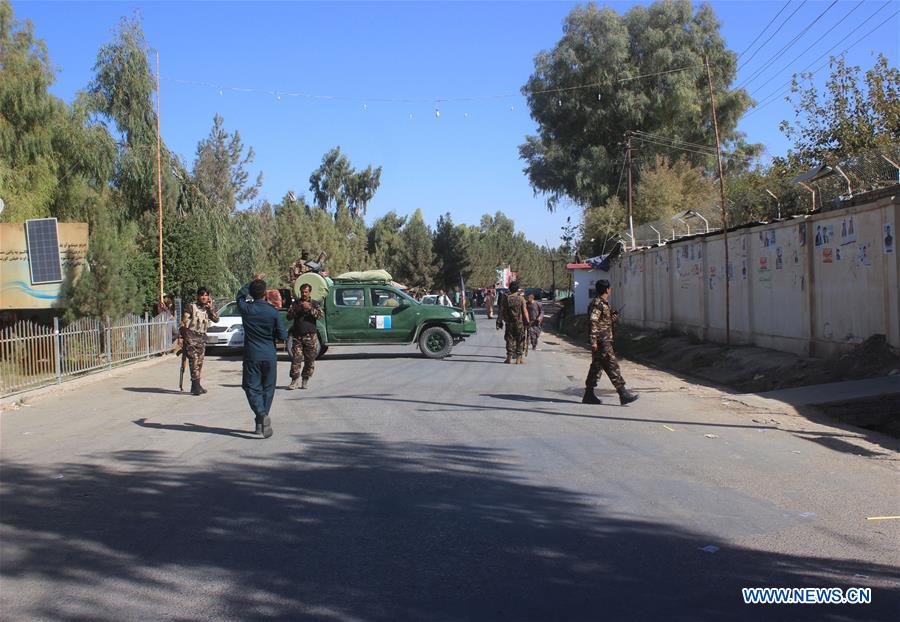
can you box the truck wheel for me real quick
[419,326,453,359]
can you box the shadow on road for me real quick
[133,418,258,439]
[312,394,782,430]
[1,433,896,621]
[482,393,575,404]
[122,387,185,395]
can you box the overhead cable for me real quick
[738,0,808,70]
[746,0,865,97]
[736,0,840,90]
[744,6,898,117]
[736,1,793,60]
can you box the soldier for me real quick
[179,287,219,396]
[583,280,639,406]
[484,288,496,319]
[286,283,324,390]
[496,281,530,364]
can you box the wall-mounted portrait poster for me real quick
[885,224,895,254]
[798,223,806,247]
[814,225,823,247]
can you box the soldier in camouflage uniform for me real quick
[496,281,530,364]
[180,287,219,396]
[287,283,324,390]
[583,280,638,406]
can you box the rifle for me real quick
[178,340,187,391]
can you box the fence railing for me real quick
[0,313,177,397]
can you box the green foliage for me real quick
[633,155,715,224]
[367,211,408,277]
[520,0,751,211]
[781,54,900,166]
[161,211,219,300]
[65,211,142,319]
[192,114,262,216]
[395,209,435,288]
[308,146,382,218]
[431,213,471,290]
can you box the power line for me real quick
[165,65,702,106]
[746,0,865,98]
[736,0,839,90]
[738,0,808,70]
[631,134,760,163]
[737,1,793,59]
[631,130,716,152]
[744,6,898,117]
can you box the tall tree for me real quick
[192,113,262,216]
[396,209,434,288]
[0,0,115,222]
[308,146,382,218]
[520,0,751,211]
[431,213,471,290]
[368,211,408,276]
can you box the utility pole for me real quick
[155,50,164,304]
[705,54,730,345]
[626,131,635,250]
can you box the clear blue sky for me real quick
[13,1,899,246]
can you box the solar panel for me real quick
[25,218,63,284]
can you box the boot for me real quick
[190,380,202,396]
[259,414,273,438]
[198,381,208,394]
[618,387,639,406]
[504,357,512,364]
[301,378,309,390]
[516,357,525,365]
[288,377,301,390]
[581,387,602,404]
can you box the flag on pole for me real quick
[460,275,466,313]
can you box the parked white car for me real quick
[205,301,244,348]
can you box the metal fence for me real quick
[0,313,177,397]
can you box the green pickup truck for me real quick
[292,271,477,359]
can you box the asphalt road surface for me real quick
[2,312,898,621]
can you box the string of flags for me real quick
[160,64,699,121]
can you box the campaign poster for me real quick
[822,247,833,263]
[885,223,895,254]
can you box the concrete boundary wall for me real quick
[608,193,899,357]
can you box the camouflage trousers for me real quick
[504,321,525,359]
[184,335,206,381]
[585,342,625,392]
[290,333,318,380]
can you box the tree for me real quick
[308,146,382,218]
[368,211,408,276]
[396,209,434,288]
[192,114,263,216]
[0,0,115,223]
[632,155,716,224]
[431,213,471,290]
[83,14,181,221]
[66,210,142,319]
[780,54,900,166]
[519,0,751,211]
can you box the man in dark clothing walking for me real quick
[237,274,287,438]
[287,283,324,390]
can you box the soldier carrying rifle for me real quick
[496,281,530,364]
[582,280,638,406]
[180,287,219,396]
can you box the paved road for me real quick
[2,312,898,621]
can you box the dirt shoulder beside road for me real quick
[543,303,900,438]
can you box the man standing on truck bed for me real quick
[237,274,287,438]
[287,283,324,390]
